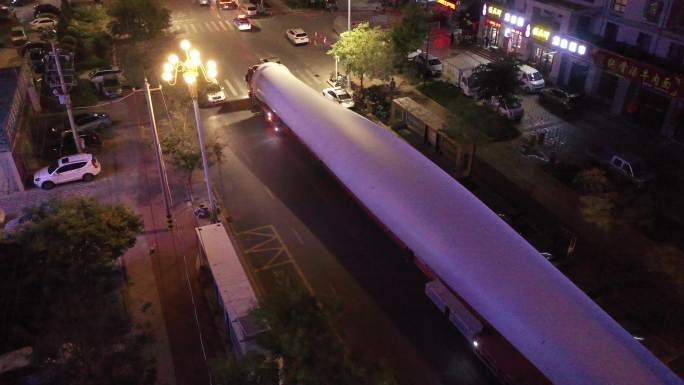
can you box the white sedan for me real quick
[233,15,252,31]
[286,28,309,45]
[322,87,354,109]
[29,17,58,31]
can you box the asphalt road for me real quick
[159,1,498,383]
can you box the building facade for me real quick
[479,0,684,141]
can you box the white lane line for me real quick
[189,24,198,33]
[210,21,220,31]
[290,227,304,245]
[204,21,214,31]
[217,20,228,30]
[223,78,237,95]
[304,69,319,83]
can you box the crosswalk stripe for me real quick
[209,21,219,31]
[217,20,228,30]
[223,78,238,95]
[189,24,198,33]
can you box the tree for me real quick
[107,0,170,40]
[8,197,142,276]
[160,128,205,199]
[328,23,395,89]
[0,198,152,384]
[573,167,611,193]
[212,351,279,385]
[471,55,520,100]
[389,3,429,60]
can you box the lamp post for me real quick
[161,40,218,220]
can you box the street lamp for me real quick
[162,39,218,220]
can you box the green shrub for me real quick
[76,54,109,71]
[419,81,518,141]
[71,79,99,107]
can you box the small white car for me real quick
[286,28,309,45]
[233,15,252,30]
[489,95,524,121]
[198,0,210,6]
[322,87,354,108]
[201,82,227,106]
[29,17,58,31]
[239,2,258,16]
[89,65,123,84]
[33,153,101,190]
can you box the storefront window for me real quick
[533,47,556,74]
[612,0,627,13]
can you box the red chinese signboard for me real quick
[594,49,684,98]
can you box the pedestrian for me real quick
[450,31,455,47]
[484,36,490,48]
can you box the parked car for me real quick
[97,74,123,98]
[414,52,442,77]
[518,64,545,93]
[72,112,112,131]
[44,128,101,159]
[33,3,60,17]
[539,87,583,111]
[218,0,237,9]
[322,87,354,108]
[286,28,309,45]
[3,214,31,233]
[489,95,524,121]
[33,153,101,190]
[11,26,27,46]
[586,146,655,188]
[200,82,227,106]
[29,16,58,31]
[89,65,123,84]
[27,47,45,73]
[233,14,252,30]
[198,0,210,6]
[239,2,257,16]
[9,0,32,7]
[20,41,48,55]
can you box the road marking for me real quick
[223,78,237,95]
[189,23,198,33]
[205,21,215,31]
[291,227,304,245]
[211,21,221,31]
[304,69,319,83]
[217,20,228,30]
[264,186,275,199]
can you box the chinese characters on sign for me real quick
[531,26,550,41]
[436,0,456,10]
[486,19,501,28]
[487,5,502,17]
[600,51,683,97]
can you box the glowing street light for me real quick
[162,40,219,220]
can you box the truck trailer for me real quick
[246,61,683,385]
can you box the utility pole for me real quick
[50,41,82,153]
[143,78,174,228]
[189,86,216,220]
[423,0,431,87]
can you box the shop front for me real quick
[593,49,684,136]
[481,3,503,48]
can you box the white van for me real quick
[442,53,490,98]
[519,64,545,93]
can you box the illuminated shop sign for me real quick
[505,27,523,36]
[551,35,587,55]
[503,12,525,28]
[486,19,501,28]
[482,3,503,17]
[531,26,550,41]
[595,49,684,97]
[436,0,456,10]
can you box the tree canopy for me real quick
[328,23,395,88]
[389,3,429,59]
[471,55,520,100]
[1,198,150,384]
[107,0,170,39]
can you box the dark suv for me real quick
[538,87,583,111]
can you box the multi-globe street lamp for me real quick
[161,39,218,219]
